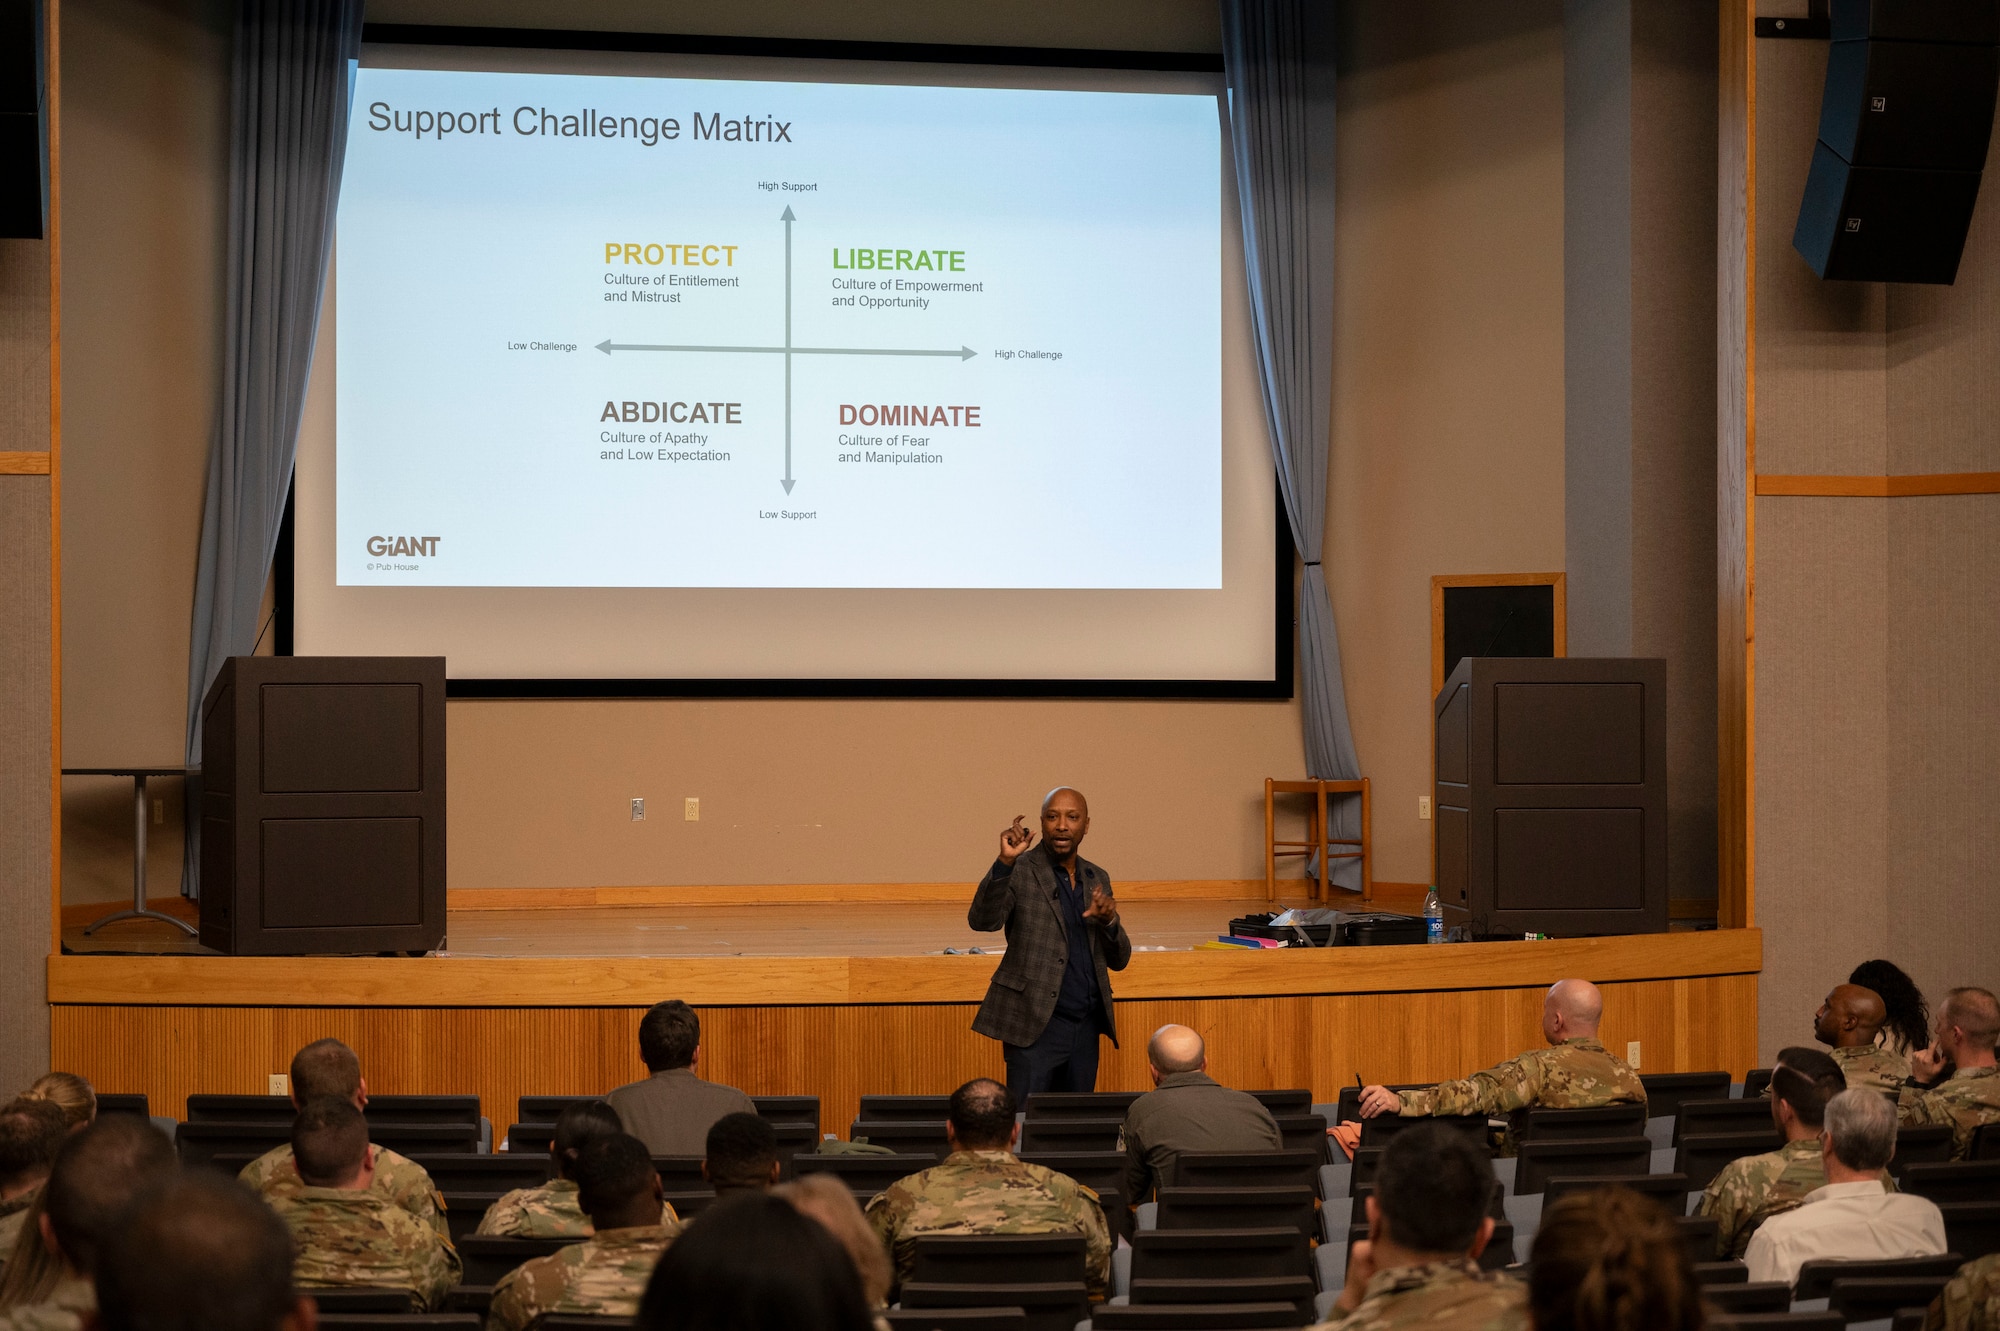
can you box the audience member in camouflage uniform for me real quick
[240,1038,449,1242]
[1357,979,1645,1148]
[1700,1047,1847,1257]
[0,1117,176,1331]
[477,1100,678,1238]
[487,1133,677,1331]
[1812,985,1912,1096]
[273,1099,459,1311]
[95,1172,314,1331]
[1531,1187,1703,1331]
[1899,987,2000,1158]
[866,1079,1110,1300]
[1306,1122,1524,1331]
[0,1101,67,1283]
[1927,1252,2000,1331]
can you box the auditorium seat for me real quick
[1639,1072,1733,1127]
[1693,1261,1751,1286]
[536,1319,635,1330]
[1676,1214,1721,1262]
[1170,1150,1321,1195]
[1271,1113,1332,1163]
[441,1193,493,1243]
[1342,1219,1515,1272]
[1974,1123,2000,1160]
[1940,1199,2000,1260]
[1514,1136,1653,1195]
[1333,1085,1424,1123]
[858,1095,952,1122]
[1677,1098,1779,1145]
[652,1155,708,1191]
[1677,1131,1786,1191]
[1088,1302,1305,1329]
[794,1152,937,1200]
[1018,1150,1124,1198]
[364,1122,481,1155]
[186,1093,292,1123]
[302,1289,416,1312]
[898,1281,1089,1331]
[361,1096,483,1130]
[750,1094,822,1130]
[1541,1172,1693,1210]
[1900,1159,2000,1203]
[1023,1091,1140,1120]
[1355,1113,1487,1150]
[1891,1311,1929,1331]
[315,1317,482,1331]
[1018,1117,1121,1154]
[1516,1104,1649,1143]
[1703,1282,1793,1314]
[1827,1275,1954,1326]
[1793,1254,1965,1303]
[515,1095,583,1125]
[1248,1090,1314,1116]
[1886,1125,1956,1178]
[882,1310,1028,1331]
[456,1235,572,1286]
[177,1121,293,1170]
[909,1233,1087,1285]
[505,1122,555,1154]
[849,1120,949,1158]
[1128,1274,1317,1322]
[1128,1227,1310,1283]
[661,1188,717,1219]
[94,1092,150,1120]
[1743,1069,1773,1099]
[1154,1186,1316,1236]
[411,1154,550,1194]
[1704,1315,1841,1331]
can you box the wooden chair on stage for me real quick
[1262,778,1370,902]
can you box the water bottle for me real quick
[1423,888,1444,943]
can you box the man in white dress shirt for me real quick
[1745,1087,1947,1288]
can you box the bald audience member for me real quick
[1120,1025,1282,1204]
[1900,986,2000,1158]
[0,1101,68,1279]
[94,1173,312,1331]
[1814,984,1911,1096]
[1358,979,1645,1148]
[0,1116,177,1331]
[239,1038,447,1240]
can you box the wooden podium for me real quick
[1433,657,1668,938]
[198,657,446,955]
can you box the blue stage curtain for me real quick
[1221,0,1366,889]
[182,0,362,892]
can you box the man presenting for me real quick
[969,787,1132,1097]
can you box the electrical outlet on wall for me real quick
[684,798,700,821]
[1626,1040,1642,1069]
[268,1074,289,1096]
[630,798,645,821]
[1418,796,1432,820]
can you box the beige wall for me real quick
[1752,41,2000,1058]
[57,0,1573,898]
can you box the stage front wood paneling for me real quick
[49,928,1761,1134]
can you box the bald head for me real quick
[1041,787,1088,815]
[1148,1025,1206,1077]
[1542,980,1604,1044]
[1815,984,1887,1049]
[1937,987,2000,1063]
[1038,787,1090,863]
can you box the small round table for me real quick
[60,766,200,936]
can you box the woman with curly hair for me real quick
[1530,1186,1704,1331]
[1849,961,1930,1058]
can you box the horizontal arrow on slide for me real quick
[595,340,976,360]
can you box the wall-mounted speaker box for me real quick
[1432,657,1668,939]
[1795,0,2000,283]
[0,0,48,241]
[199,656,447,956]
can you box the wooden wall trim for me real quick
[445,880,1270,911]
[0,453,51,474]
[47,927,1762,1008]
[1755,473,2000,497]
[1717,0,1755,931]
[47,0,63,960]
[1428,572,1568,697]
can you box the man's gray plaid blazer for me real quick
[967,841,1133,1049]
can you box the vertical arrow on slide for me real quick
[780,206,796,495]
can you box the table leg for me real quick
[83,773,198,937]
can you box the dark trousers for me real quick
[1003,1007,1103,1102]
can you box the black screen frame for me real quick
[293,25,1289,701]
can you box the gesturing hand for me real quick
[998,816,1036,865]
[1357,1085,1401,1118]
[1911,1042,1948,1084]
[1082,885,1120,929]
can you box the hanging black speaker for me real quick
[1794,0,2000,283]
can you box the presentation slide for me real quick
[336,66,1222,590]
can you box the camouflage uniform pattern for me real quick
[274,1185,462,1311]
[243,1143,450,1241]
[1898,1066,2000,1159]
[1396,1037,1647,1146]
[474,1179,680,1238]
[1926,1252,2000,1331]
[0,1273,94,1331]
[1305,1260,1529,1331]
[485,1224,676,1331]
[1830,1044,1911,1098]
[865,1149,1111,1299]
[1697,1136,1826,1258]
